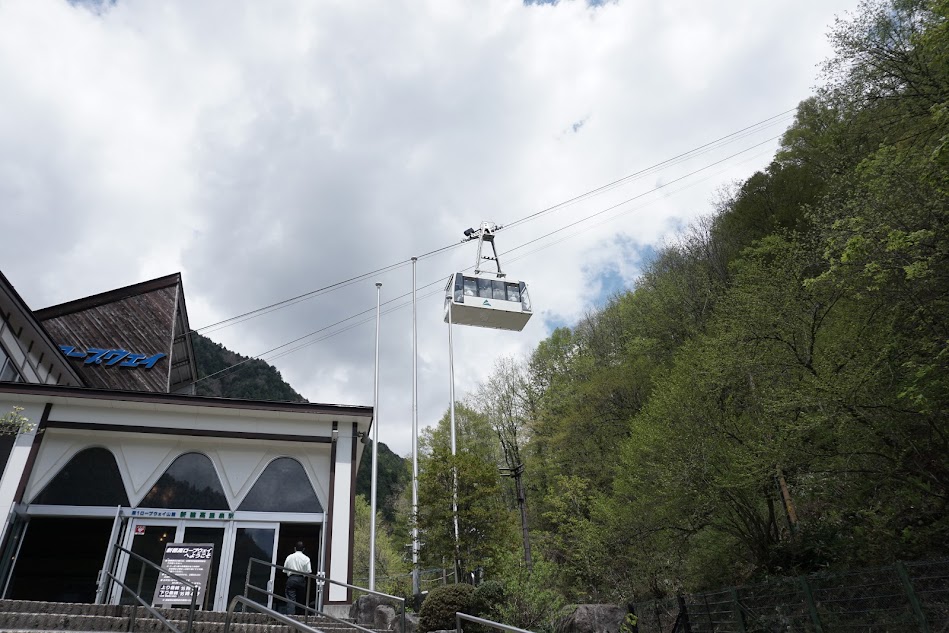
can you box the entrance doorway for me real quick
[273,523,321,613]
[117,519,231,610]
[116,518,284,611]
[9,517,113,603]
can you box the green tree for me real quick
[352,495,410,596]
[417,404,514,577]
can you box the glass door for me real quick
[182,524,228,611]
[225,523,279,609]
[115,518,234,610]
[119,522,178,605]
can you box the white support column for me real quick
[328,423,355,602]
[0,402,48,544]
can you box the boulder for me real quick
[376,604,398,630]
[374,604,419,633]
[351,594,398,626]
[554,604,627,633]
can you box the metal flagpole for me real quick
[447,301,461,582]
[411,258,420,597]
[369,282,382,590]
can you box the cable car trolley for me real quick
[444,222,533,332]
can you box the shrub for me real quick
[419,583,475,632]
[471,580,505,619]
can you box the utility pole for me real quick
[500,463,532,572]
[369,282,382,590]
[411,257,420,597]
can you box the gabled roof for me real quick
[33,273,182,321]
[35,273,198,394]
[0,270,84,387]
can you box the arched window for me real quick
[31,447,129,506]
[139,452,229,510]
[238,457,322,513]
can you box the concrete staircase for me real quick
[0,599,379,633]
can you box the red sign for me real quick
[135,525,146,535]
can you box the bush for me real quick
[418,583,475,632]
[472,580,505,619]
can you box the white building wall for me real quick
[328,424,354,602]
[0,402,46,535]
[23,428,333,511]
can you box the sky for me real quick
[0,0,860,457]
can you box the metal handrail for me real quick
[328,575,407,633]
[102,543,198,633]
[243,582,379,633]
[224,595,325,633]
[456,613,536,633]
[246,557,407,633]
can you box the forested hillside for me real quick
[191,332,410,519]
[192,333,308,402]
[410,0,949,614]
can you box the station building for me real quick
[0,270,371,610]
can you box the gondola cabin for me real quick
[444,272,533,331]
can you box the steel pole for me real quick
[411,258,420,597]
[447,301,461,582]
[369,282,382,590]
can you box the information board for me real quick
[153,543,214,609]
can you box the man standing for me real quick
[284,542,312,615]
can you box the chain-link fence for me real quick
[352,567,457,602]
[630,558,949,633]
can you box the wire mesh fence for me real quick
[351,567,456,601]
[628,558,949,633]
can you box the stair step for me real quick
[0,599,384,633]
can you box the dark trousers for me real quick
[286,575,308,615]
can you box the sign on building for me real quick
[153,543,215,609]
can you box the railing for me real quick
[244,557,406,633]
[101,543,198,633]
[223,595,325,633]
[455,612,536,633]
[629,558,949,633]
[329,576,406,633]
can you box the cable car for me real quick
[443,222,533,332]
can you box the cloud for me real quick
[0,0,858,455]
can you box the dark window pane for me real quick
[122,523,176,605]
[477,278,492,298]
[520,282,532,311]
[0,434,15,480]
[183,526,225,609]
[32,447,130,506]
[0,357,20,383]
[229,528,276,605]
[505,283,521,303]
[463,277,477,296]
[491,280,505,300]
[238,458,322,513]
[140,452,229,510]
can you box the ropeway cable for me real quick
[191,109,797,335]
[191,131,786,385]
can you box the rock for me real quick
[554,604,627,633]
[351,594,395,625]
[376,604,398,630]
[404,611,420,633]
[373,603,419,633]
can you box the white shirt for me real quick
[284,550,312,576]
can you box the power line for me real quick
[190,108,796,335]
[192,130,786,385]
[500,109,795,232]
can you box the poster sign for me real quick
[153,543,215,609]
[134,525,146,535]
